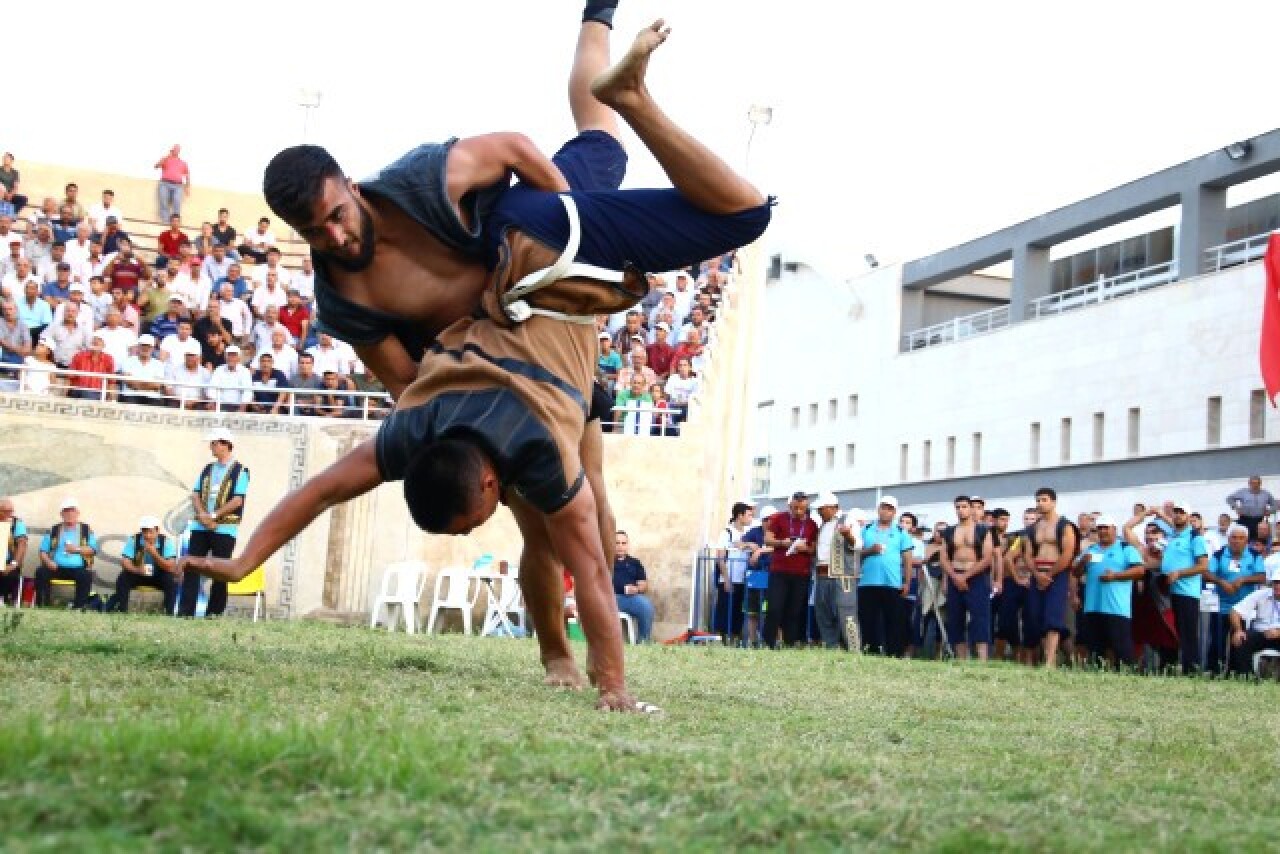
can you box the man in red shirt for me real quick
[156,214,190,267]
[155,144,190,222]
[763,491,819,648]
[67,333,116,400]
[277,288,311,344]
[104,238,146,300]
[646,320,674,379]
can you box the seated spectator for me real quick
[112,516,178,613]
[251,247,292,290]
[647,319,675,377]
[66,333,115,400]
[87,190,125,235]
[278,288,311,344]
[166,342,210,410]
[255,326,298,377]
[677,305,713,350]
[672,327,706,375]
[202,241,234,283]
[0,234,24,282]
[99,216,129,256]
[40,302,92,368]
[103,237,145,299]
[155,214,190,268]
[62,183,87,222]
[36,241,69,284]
[1227,558,1280,675]
[214,281,253,345]
[206,344,252,411]
[148,295,189,342]
[5,258,40,307]
[649,383,677,437]
[119,334,167,406]
[172,256,212,313]
[35,498,97,609]
[64,223,94,272]
[611,309,646,354]
[159,318,198,363]
[306,332,356,377]
[671,270,694,321]
[21,341,58,395]
[612,530,655,642]
[193,221,217,258]
[40,264,73,307]
[53,206,79,244]
[248,353,290,414]
[238,216,275,264]
[664,357,700,421]
[107,287,140,335]
[211,208,238,256]
[251,272,289,318]
[0,496,29,605]
[616,344,657,393]
[289,353,325,415]
[314,369,356,417]
[51,283,95,333]
[596,331,621,390]
[24,223,55,273]
[17,280,53,346]
[0,218,20,258]
[0,152,29,215]
[614,373,654,436]
[97,307,137,369]
[292,256,315,302]
[83,276,112,327]
[0,299,32,366]
[84,241,108,281]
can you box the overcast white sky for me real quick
[7,1,1279,278]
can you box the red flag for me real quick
[1263,234,1280,406]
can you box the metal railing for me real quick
[1203,230,1276,274]
[1028,260,1178,320]
[0,363,393,421]
[901,304,1011,351]
[603,403,686,437]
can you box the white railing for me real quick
[603,403,686,437]
[1203,230,1275,274]
[0,364,393,421]
[901,304,1011,351]
[1028,260,1178,320]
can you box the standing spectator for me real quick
[857,496,915,657]
[938,495,997,661]
[1227,476,1275,541]
[671,271,694,322]
[278,288,311,344]
[1226,558,1280,675]
[995,508,1038,665]
[612,530,654,643]
[739,504,776,646]
[167,342,210,410]
[87,190,125,235]
[713,502,754,641]
[1203,523,1266,674]
[156,214,190,268]
[155,144,191,222]
[97,307,137,370]
[763,492,819,648]
[0,298,32,366]
[179,428,250,618]
[248,353,290,415]
[1153,500,1209,674]
[0,152,28,214]
[103,237,145,299]
[1075,515,1144,668]
[35,498,97,609]
[211,208,237,257]
[119,334,167,406]
[40,301,92,367]
[113,516,179,613]
[289,352,325,415]
[811,493,863,650]
[0,497,29,605]
[66,334,116,400]
[207,345,253,412]
[238,217,275,264]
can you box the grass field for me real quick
[1,610,1277,852]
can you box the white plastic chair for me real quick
[481,573,526,636]
[425,567,480,635]
[369,561,428,634]
[1254,649,1280,678]
[619,611,638,644]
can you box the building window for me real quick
[945,436,956,478]
[806,450,816,472]
[790,407,800,429]
[972,432,982,474]
[1092,412,1105,461]
[809,403,819,426]
[922,440,932,480]
[788,453,797,473]
[1060,417,1072,465]
[848,394,859,417]
[899,443,909,481]
[825,447,835,469]
[828,398,838,421]
[1206,396,1222,447]
[1127,408,1141,455]
[846,443,856,467]
[1030,422,1041,468]
[1249,390,1266,441]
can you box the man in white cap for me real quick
[166,340,210,410]
[206,344,253,412]
[739,503,776,645]
[812,493,863,650]
[1226,555,1280,676]
[646,319,674,379]
[35,498,97,608]
[1203,522,1266,673]
[179,428,250,618]
[114,515,179,613]
[119,333,167,406]
[857,495,915,657]
[1073,514,1145,668]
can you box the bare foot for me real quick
[543,657,586,690]
[590,19,671,111]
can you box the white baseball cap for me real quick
[68,283,87,294]
[1170,499,1191,512]
[597,331,610,340]
[1094,514,1118,529]
[183,340,203,357]
[846,507,869,523]
[880,495,899,511]
[136,333,156,346]
[138,515,161,530]
[759,504,779,519]
[656,321,671,331]
[206,426,234,444]
[224,344,241,355]
[816,491,840,508]
[59,497,78,511]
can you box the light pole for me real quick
[745,104,773,172]
[298,88,323,142]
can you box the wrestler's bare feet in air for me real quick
[543,657,586,690]
[590,19,671,111]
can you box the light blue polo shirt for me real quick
[1082,542,1143,617]
[17,297,52,330]
[40,525,98,569]
[1159,525,1208,598]
[121,534,178,576]
[1209,547,1265,613]
[190,462,251,537]
[859,523,914,588]
[4,518,27,564]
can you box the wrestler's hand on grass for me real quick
[597,690,661,714]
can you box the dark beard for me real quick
[316,204,377,273]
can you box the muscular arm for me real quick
[354,337,418,401]
[446,133,570,208]
[1052,525,1077,578]
[182,441,384,582]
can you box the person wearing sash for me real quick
[179,427,250,618]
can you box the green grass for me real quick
[0,610,1276,852]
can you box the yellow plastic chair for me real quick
[226,567,267,622]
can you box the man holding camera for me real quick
[763,492,819,648]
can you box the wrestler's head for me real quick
[263,145,375,272]
[403,437,502,535]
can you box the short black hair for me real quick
[218,207,229,214]
[730,501,751,522]
[993,508,1010,519]
[263,145,342,227]
[900,512,918,528]
[1035,487,1057,501]
[953,495,971,505]
[403,437,487,533]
